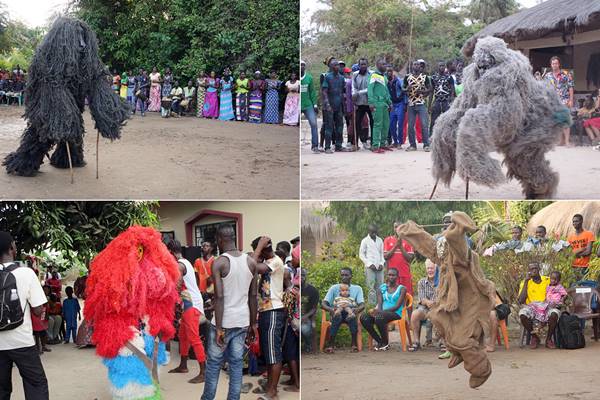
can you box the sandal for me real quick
[252,386,267,394]
[324,347,334,354]
[351,346,359,353]
[408,343,420,352]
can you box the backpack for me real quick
[0,263,25,331]
[557,312,585,349]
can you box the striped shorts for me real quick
[258,308,286,365]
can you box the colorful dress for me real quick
[203,77,220,118]
[112,74,120,94]
[219,78,235,120]
[283,80,300,125]
[235,78,250,121]
[119,74,128,98]
[148,72,161,112]
[264,79,282,123]
[249,79,265,123]
[196,78,206,117]
[162,73,173,98]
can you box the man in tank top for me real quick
[201,224,261,400]
[166,239,206,384]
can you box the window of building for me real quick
[194,220,237,249]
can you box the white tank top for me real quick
[212,252,254,329]
[179,258,204,314]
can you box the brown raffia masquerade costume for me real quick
[396,211,495,388]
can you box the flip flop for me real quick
[351,346,359,352]
[252,386,267,394]
[256,395,278,400]
[324,347,334,354]
[408,343,420,352]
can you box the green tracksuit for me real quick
[367,71,392,149]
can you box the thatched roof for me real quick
[301,201,337,241]
[527,201,600,237]
[462,0,600,56]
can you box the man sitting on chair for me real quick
[170,81,184,117]
[322,267,365,353]
[409,259,436,351]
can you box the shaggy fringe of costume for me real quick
[3,17,130,176]
[431,36,571,199]
[85,226,179,359]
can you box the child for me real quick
[546,271,567,308]
[62,286,81,344]
[333,283,357,319]
[32,286,51,354]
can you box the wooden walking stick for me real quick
[65,141,74,184]
[465,177,470,200]
[96,131,100,179]
[429,178,439,200]
[353,106,358,152]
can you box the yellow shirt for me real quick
[519,276,550,304]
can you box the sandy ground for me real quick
[300,120,600,200]
[9,341,299,400]
[0,106,299,199]
[301,326,600,400]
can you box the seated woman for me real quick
[518,263,566,349]
[360,268,406,351]
[578,94,600,145]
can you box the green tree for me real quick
[468,0,519,24]
[0,201,159,270]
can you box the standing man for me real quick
[359,224,385,305]
[352,58,373,149]
[300,268,319,353]
[194,241,214,293]
[167,240,206,384]
[387,65,406,149]
[343,66,356,150]
[201,225,258,400]
[321,58,346,153]
[252,236,288,400]
[0,231,49,400]
[544,56,574,146]
[384,221,415,294]
[567,213,595,281]
[403,60,432,152]
[300,60,320,154]
[429,61,455,135]
[368,58,392,154]
[134,68,150,117]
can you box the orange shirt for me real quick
[567,230,595,268]
[194,256,214,292]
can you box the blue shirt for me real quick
[380,284,405,317]
[324,284,364,306]
[62,297,80,326]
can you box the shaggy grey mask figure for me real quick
[431,36,571,199]
[3,17,130,177]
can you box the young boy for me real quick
[62,286,81,344]
[333,283,357,319]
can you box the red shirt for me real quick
[383,236,414,277]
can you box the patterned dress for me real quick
[219,78,235,120]
[162,73,173,98]
[264,79,282,124]
[236,78,250,121]
[248,79,265,123]
[203,77,220,118]
[148,72,162,112]
[196,77,206,117]
[283,80,300,126]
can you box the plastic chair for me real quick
[367,293,413,352]
[567,286,600,341]
[495,318,510,350]
[319,309,363,352]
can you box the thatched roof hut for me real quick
[462,0,600,94]
[527,201,600,237]
[301,201,346,257]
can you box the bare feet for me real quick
[168,366,189,373]
[485,345,495,353]
[188,373,205,384]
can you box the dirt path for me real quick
[10,341,299,400]
[0,107,299,199]
[300,121,600,200]
[302,338,600,400]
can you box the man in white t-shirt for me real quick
[0,231,49,399]
[166,240,206,384]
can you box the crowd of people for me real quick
[0,66,26,105]
[112,67,300,125]
[301,54,599,154]
[301,212,598,356]
[0,228,301,400]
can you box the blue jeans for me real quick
[201,325,247,400]
[303,107,319,149]
[389,102,406,145]
[301,319,314,352]
[329,310,358,341]
[407,104,429,147]
[135,97,146,115]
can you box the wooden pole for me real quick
[96,131,99,179]
[429,178,439,200]
[65,142,74,184]
[465,177,470,200]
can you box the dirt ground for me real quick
[10,341,299,400]
[0,106,299,199]
[300,121,600,200]
[301,327,600,400]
